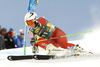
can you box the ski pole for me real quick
[36,30,92,42]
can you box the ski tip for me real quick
[7,56,12,61]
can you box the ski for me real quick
[7,54,55,60]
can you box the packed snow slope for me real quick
[0,46,100,67]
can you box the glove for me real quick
[30,36,37,46]
[32,46,39,53]
[35,35,40,40]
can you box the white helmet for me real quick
[19,29,24,35]
[24,12,37,22]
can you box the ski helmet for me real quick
[24,12,37,22]
[24,12,37,26]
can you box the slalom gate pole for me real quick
[24,0,39,55]
[24,25,27,55]
[36,30,92,43]
[24,0,30,55]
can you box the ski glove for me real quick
[30,36,37,46]
[32,46,39,53]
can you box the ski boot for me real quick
[32,46,39,53]
[72,44,85,56]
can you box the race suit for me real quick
[28,17,75,50]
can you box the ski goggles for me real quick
[25,20,34,26]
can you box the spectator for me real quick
[14,29,24,48]
[0,25,1,34]
[0,34,5,50]
[7,28,15,49]
[0,26,6,50]
[1,28,8,49]
[1,28,15,49]
[1,28,6,37]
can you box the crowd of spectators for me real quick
[0,25,24,50]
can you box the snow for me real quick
[1,59,100,67]
[0,46,100,67]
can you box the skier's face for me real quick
[29,23,35,29]
[25,20,35,28]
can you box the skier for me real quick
[24,12,82,55]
